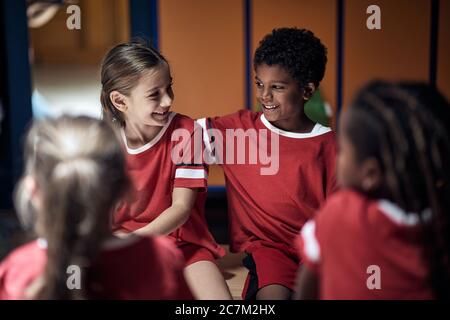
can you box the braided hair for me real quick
[344,80,450,299]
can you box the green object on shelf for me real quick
[305,90,332,127]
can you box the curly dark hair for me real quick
[253,27,327,88]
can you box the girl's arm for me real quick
[294,265,319,300]
[132,187,198,236]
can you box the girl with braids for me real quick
[0,116,193,299]
[100,41,231,299]
[295,80,450,299]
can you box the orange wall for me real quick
[157,0,448,186]
[27,1,449,187]
[159,0,245,185]
[159,0,245,119]
[343,0,431,109]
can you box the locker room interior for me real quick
[0,0,449,299]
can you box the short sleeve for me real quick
[173,121,208,190]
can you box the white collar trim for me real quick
[377,199,432,226]
[260,114,331,139]
[120,112,176,155]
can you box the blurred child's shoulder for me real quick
[1,240,45,265]
[102,235,183,270]
[0,239,46,285]
[152,236,183,260]
[134,235,183,266]
[321,189,370,212]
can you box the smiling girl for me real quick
[100,42,231,300]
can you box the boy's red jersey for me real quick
[200,110,337,256]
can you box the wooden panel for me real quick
[252,0,337,123]
[114,0,130,44]
[344,0,430,108]
[159,0,245,119]
[437,0,450,101]
[29,0,129,65]
[29,4,81,63]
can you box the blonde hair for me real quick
[14,116,129,299]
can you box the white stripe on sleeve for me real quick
[175,168,208,179]
[301,220,321,263]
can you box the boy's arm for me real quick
[132,187,197,236]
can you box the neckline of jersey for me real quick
[259,113,331,139]
[120,112,176,155]
[377,199,432,226]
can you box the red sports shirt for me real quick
[113,112,224,259]
[297,189,434,299]
[0,236,193,299]
[198,110,337,257]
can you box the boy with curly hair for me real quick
[198,27,337,299]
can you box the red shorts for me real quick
[177,242,217,267]
[242,245,300,299]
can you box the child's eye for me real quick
[272,85,285,90]
[255,81,263,88]
[147,92,159,99]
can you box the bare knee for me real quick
[184,260,232,300]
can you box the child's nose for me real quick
[261,88,272,102]
[160,93,173,108]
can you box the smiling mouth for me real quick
[152,111,169,116]
[262,104,280,110]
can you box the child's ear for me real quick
[24,175,41,209]
[109,91,129,113]
[361,158,383,192]
[303,83,316,101]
